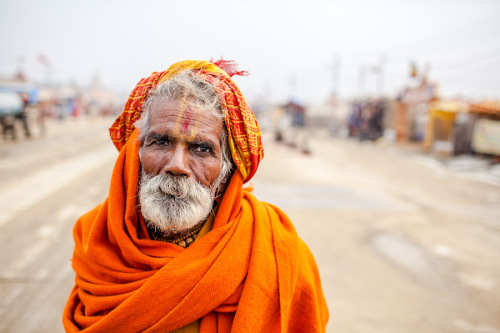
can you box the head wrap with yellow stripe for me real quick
[109,60,264,183]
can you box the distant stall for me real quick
[469,101,500,157]
[0,83,38,100]
[348,99,388,141]
[423,100,469,155]
[395,79,439,142]
[285,99,306,127]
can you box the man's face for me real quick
[140,98,224,188]
[138,98,226,234]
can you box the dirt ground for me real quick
[255,129,500,333]
[0,118,499,332]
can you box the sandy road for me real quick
[0,119,499,332]
[0,117,117,332]
[255,131,500,333]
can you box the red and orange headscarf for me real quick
[109,59,264,182]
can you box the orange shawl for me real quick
[63,130,328,332]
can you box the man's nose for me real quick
[162,146,191,177]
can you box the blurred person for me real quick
[37,101,51,135]
[63,59,329,332]
[348,101,362,138]
[16,93,31,138]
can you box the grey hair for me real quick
[135,70,234,185]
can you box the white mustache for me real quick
[152,174,198,199]
[139,171,214,234]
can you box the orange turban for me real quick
[63,129,329,332]
[109,59,264,182]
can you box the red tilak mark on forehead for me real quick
[181,112,192,133]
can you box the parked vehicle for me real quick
[0,91,25,140]
[0,91,23,116]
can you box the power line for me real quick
[433,56,500,81]
[418,29,500,57]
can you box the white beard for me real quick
[139,171,215,234]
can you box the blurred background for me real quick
[0,0,499,332]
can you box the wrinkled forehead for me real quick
[148,98,224,139]
[169,98,201,138]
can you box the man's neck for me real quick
[146,214,213,249]
[152,220,205,240]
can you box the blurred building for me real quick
[0,68,123,140]
[423,100,469,155]
[469,101,500,157]
[395,79,439,143]
[347,98,390,141]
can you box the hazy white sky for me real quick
[1,0,499,104]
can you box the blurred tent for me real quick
[285,98,306,127]
[424,100,468,154]
[469,100,500,119]
[423,100,500,157]
[395,79,439,142]
[38,86,56,102]
[0,82,39,104]
[470,101,500,156]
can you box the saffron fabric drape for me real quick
[63,129,328,332]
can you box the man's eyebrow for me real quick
[145,132,172,141]
[189,137,217,148]
[146,131,217,147]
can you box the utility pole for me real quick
[331,55,341,127]
[289,74,297,100]
[38,53,51,86]
[377,55,386,97]
[358,65,366,98]
[332,55,340,97]
[16,55,26,81]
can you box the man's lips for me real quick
[160,190,183,199]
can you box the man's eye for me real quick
[193,145,210,154]
[149,140,167,146]
[145,139,167,148]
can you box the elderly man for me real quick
[63,60,328,332]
